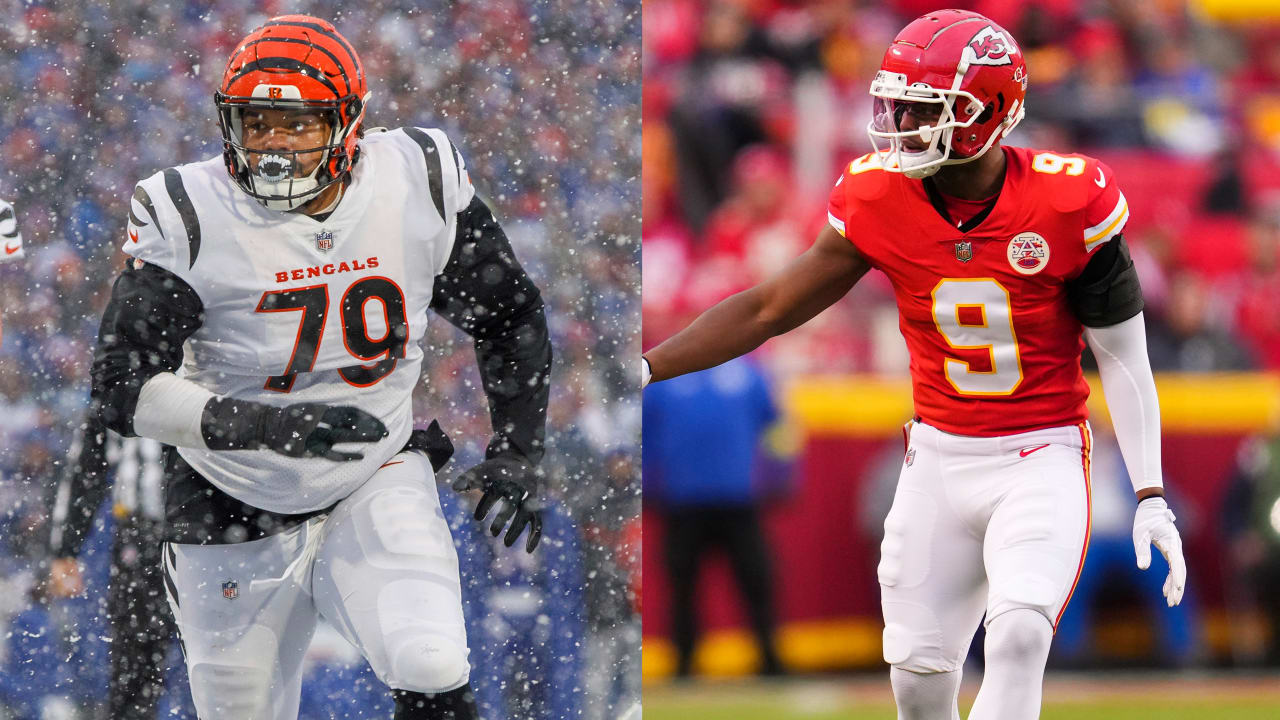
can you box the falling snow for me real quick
[0,1,640,719]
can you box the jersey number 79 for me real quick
[256,276,408,392]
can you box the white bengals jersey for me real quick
[0,196,22,262]
[123,127,475,513]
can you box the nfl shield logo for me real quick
[954,241,973,263]
[222,579,238,600]
[315,230,334,252]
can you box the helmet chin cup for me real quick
[257,180,321,211]
[230,142,330,211]
[256,153,325,211]
[901,151,943,178]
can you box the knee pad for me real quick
[188,663,272,719]
[384,634,471,694]
[882,622,955,673]
[882,623,913,666]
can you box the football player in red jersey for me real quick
[643,9,1184,719]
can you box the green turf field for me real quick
[643,673,1280,720]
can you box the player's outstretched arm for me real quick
[644,225,870,384]
[91,261,387,461]
[431,196,551,552]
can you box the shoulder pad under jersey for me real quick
[393,127,477,219]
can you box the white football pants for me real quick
[162,450,470,720]
[879,420,1092,674]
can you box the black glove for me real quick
[451,455,543,552]
[202,397,388,461]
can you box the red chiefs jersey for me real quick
[827,145,1129,436]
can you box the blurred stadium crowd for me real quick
[643,0,1280,678]
[643,0,1280,374]
[0,0,639,717]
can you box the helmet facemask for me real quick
[867,70,1021,179]
[215,89,365,211]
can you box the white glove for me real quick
[1133,496,1186,607]
[641,357,651,387]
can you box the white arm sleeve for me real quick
[1083,312,1162,493]
[132,372,215,449]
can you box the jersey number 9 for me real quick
[931,278,1023,396]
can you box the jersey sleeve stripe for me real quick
[450,142,463,185]
[827,211,846,237]
[403,127,447,220]
[162,168,201,269]
[132,186,163,237]
[1084,192,1128,251]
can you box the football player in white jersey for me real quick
[0,195,23,344]
[90,16,552,720]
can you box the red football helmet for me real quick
[867,9,1027,178]
[215,15,369,210]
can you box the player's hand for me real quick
[47,557,85,598]
[261,403,388,461]
[452,455,543,552]
[1133,496,1186,607]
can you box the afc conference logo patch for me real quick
[954,241,974,263]
[222,579,238,600]
[315,229,334,252]
[1007,232,1049,275]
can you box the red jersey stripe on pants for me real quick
[1054,423,1094,629]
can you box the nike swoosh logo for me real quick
[1020,444,1051,457]
[380,460,404,469]
[3,243,17,255]
[1094,167,1106,188]
[128,228,139,243]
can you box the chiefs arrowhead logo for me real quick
[964,26,1017,67]
[128,228,139,243]
[3,242,18,255]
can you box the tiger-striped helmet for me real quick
[215,15,369,210]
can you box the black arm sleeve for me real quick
[1066,234,1145,328]
[91,261,204,437]
[430,196,552,465]
[48,414,112,558]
